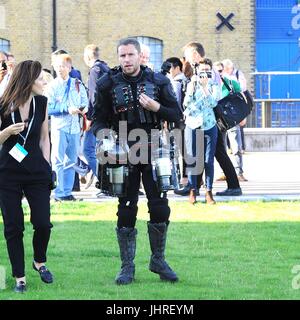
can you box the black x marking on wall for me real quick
[216,12,235,31]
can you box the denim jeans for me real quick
[227,125,243,175]
[187,125,218,191]
[51,129,80,197]
[83,129,97,176]
[184,126,204,188]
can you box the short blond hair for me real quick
[52,53,72,66]
[84,44,100,59]
[58,54,72,64]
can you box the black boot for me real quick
[147,222,178,282]
[115,227,137,285]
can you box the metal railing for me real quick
[248,71,300,127]
[251,71,300,99]
[248,99,300,128]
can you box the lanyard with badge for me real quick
[8,97,35,163]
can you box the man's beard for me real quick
[122,64,140,76]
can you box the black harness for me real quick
[110,68,159,125]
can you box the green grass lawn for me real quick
[1,200,300,300]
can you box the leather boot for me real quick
[115,227,137,285]
[189,189,197,205]
[147,222,178,282]
[205,190,216,205]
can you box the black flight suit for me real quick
[92,65,181,284]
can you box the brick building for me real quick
[0,0,255,87]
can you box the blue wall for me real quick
[256,0,300,99]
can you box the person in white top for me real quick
[222,59,247,91]
[0,51,9,97]
[165,57,187,106]
[0,51,16,98]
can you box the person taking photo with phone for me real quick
[182,47,220,205]
[0,51,9,97]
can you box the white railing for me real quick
[251,71,300,99]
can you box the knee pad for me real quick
[117,203,138,228]
[148,198,170,223]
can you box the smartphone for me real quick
[79,107,85,111]
[1,61,7,71]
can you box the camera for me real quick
[1,61,7,71]
[199,71,212,79]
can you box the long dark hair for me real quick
[0,60,42,116]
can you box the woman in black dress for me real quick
[0,60,54,293]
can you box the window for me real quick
[0,38,10,52]
[135,36,163,72]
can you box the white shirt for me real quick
[0,74,10,97]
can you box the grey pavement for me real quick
[62,152,300,203]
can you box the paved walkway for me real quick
[65,152,300,203]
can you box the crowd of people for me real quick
[166,44,248,204]
[0,45,249,205]
[0,39,250,292]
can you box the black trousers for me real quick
[0,180,52,278]
[73,172,80,191]
[215,128,240,189]
[117,163,170,228]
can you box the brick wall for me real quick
[2,0,43,62]
[0,0,255,89]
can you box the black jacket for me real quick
[86,60,109,120]
[92,66,182,136]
